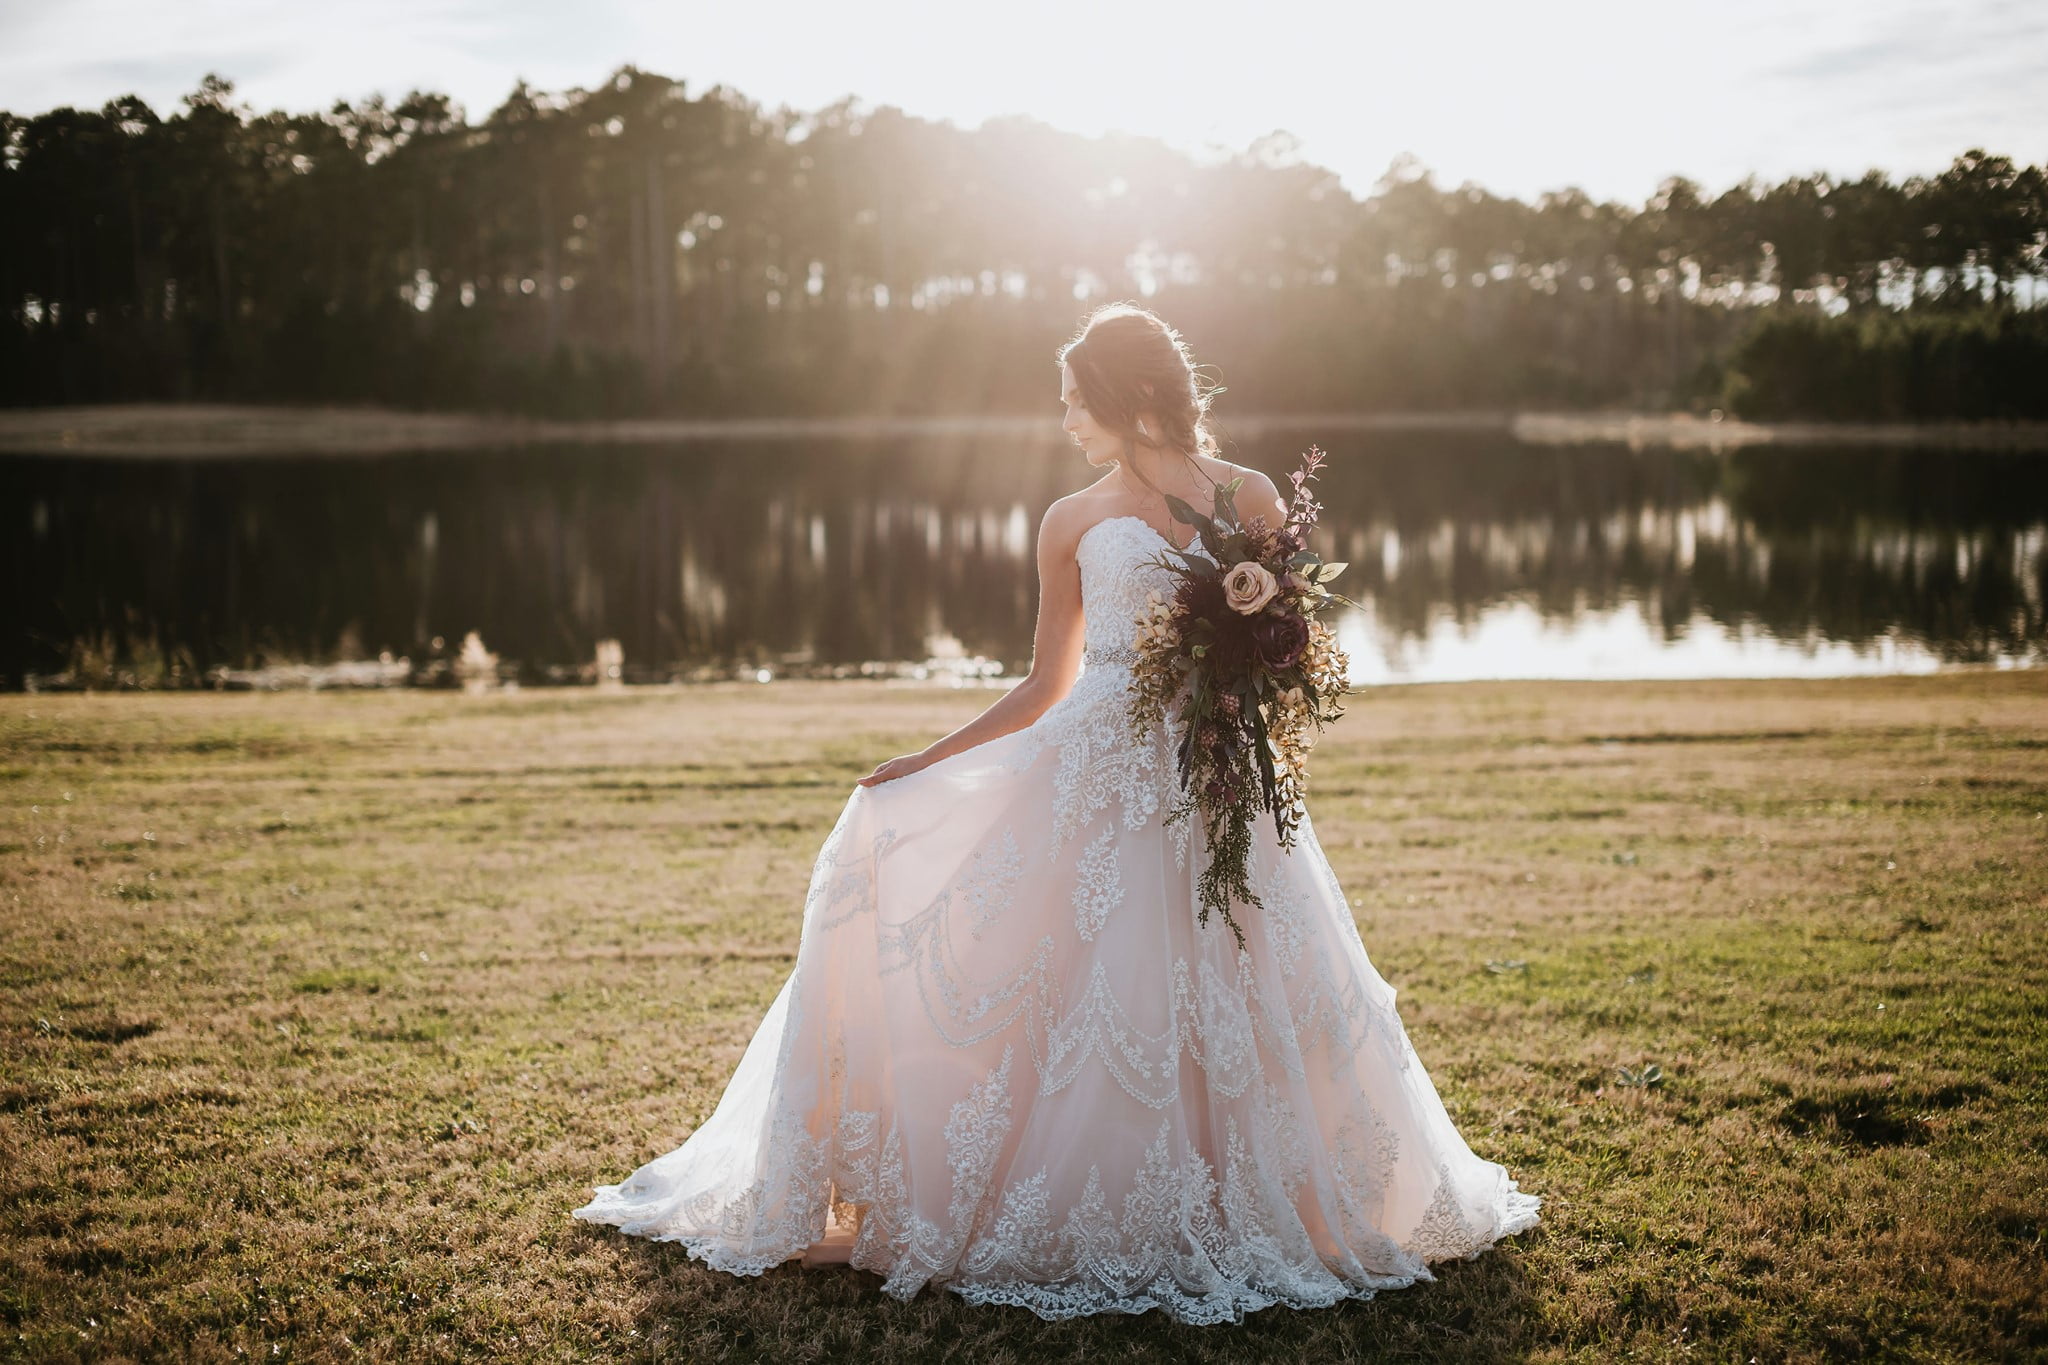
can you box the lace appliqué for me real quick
[953,1114,1352,1324]
[1252,839,1312,970]
[1405,1159,1542,1263]
[946,1046,1015,1228]
[1072,826,1122,941]
[959,829,1025,939]
[809,814,900,932]
[1008,673,1166,855]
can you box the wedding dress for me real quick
[572,512,1541,1324]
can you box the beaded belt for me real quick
[1082,644,1140,669]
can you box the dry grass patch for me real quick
[2,674,2044,1362]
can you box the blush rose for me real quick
[1221,561,1279,614]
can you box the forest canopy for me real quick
[4,69,2043,420]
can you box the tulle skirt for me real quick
[572,666,1540,1323]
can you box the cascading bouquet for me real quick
[1125,445,1356,948]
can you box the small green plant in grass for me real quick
[291,968,386,995]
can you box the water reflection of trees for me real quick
[1,438,1081,682]
[1318,443,2048,663]
[3,438,2043,685]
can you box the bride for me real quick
[572,303,1541,1324]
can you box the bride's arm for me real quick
[858,499,1087,786]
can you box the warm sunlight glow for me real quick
[4,0,2042,202]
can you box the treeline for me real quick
[3,69,2043,420]
[1717,308,2048,420]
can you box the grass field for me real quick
[2,674,2044,1363]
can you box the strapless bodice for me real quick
[1075,514,1206,671]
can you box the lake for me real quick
[4,430,2043,688]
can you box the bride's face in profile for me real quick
[1060,363,1116,469]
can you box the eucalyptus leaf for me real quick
[1212,479,1244,525]
[1162,493,1210,536]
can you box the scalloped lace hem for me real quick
[948,1187,1544,1325]
[572,1183,1543,1325]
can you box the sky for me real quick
[2,0,2043,205]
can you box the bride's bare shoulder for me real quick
[1038,488,1114,550]
[1207,458,1285,516]
[1048,480,1128,524]
[1070,470,1128,504]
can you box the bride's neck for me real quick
[1120,446,1210,499]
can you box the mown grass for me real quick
[1,674,2044,1363]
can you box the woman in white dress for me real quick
[572,303,1541,1324]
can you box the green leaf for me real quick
[1162,492,1209,533]
[1252,717,1280,806]
[1211,476,1245,527]
[1316,561,1347,583]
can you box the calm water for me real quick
[4,432,2044,687]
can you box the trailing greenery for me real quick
[2,675,2044,1361]
[2,69,2041,419]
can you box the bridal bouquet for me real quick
[1125,446,1356,948]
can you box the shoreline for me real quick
[14,652,2035,696]
[3,401,2047,457]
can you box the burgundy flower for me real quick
[1250,611,1310,671]
[1176,575,1228,622]
[1208,616,1254,677]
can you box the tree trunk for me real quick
[412,191,428,335]
[627,185,649,367]
[539,180,561,355]
[646,153,670,402]
[128,179,149,325]
[211,182,232,330]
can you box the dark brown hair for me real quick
[1057,303,1224,499]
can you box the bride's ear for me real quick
[1133,384,1156,437]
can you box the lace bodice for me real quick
[1075,514,1204,668]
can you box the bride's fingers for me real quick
[857,754,923,787]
